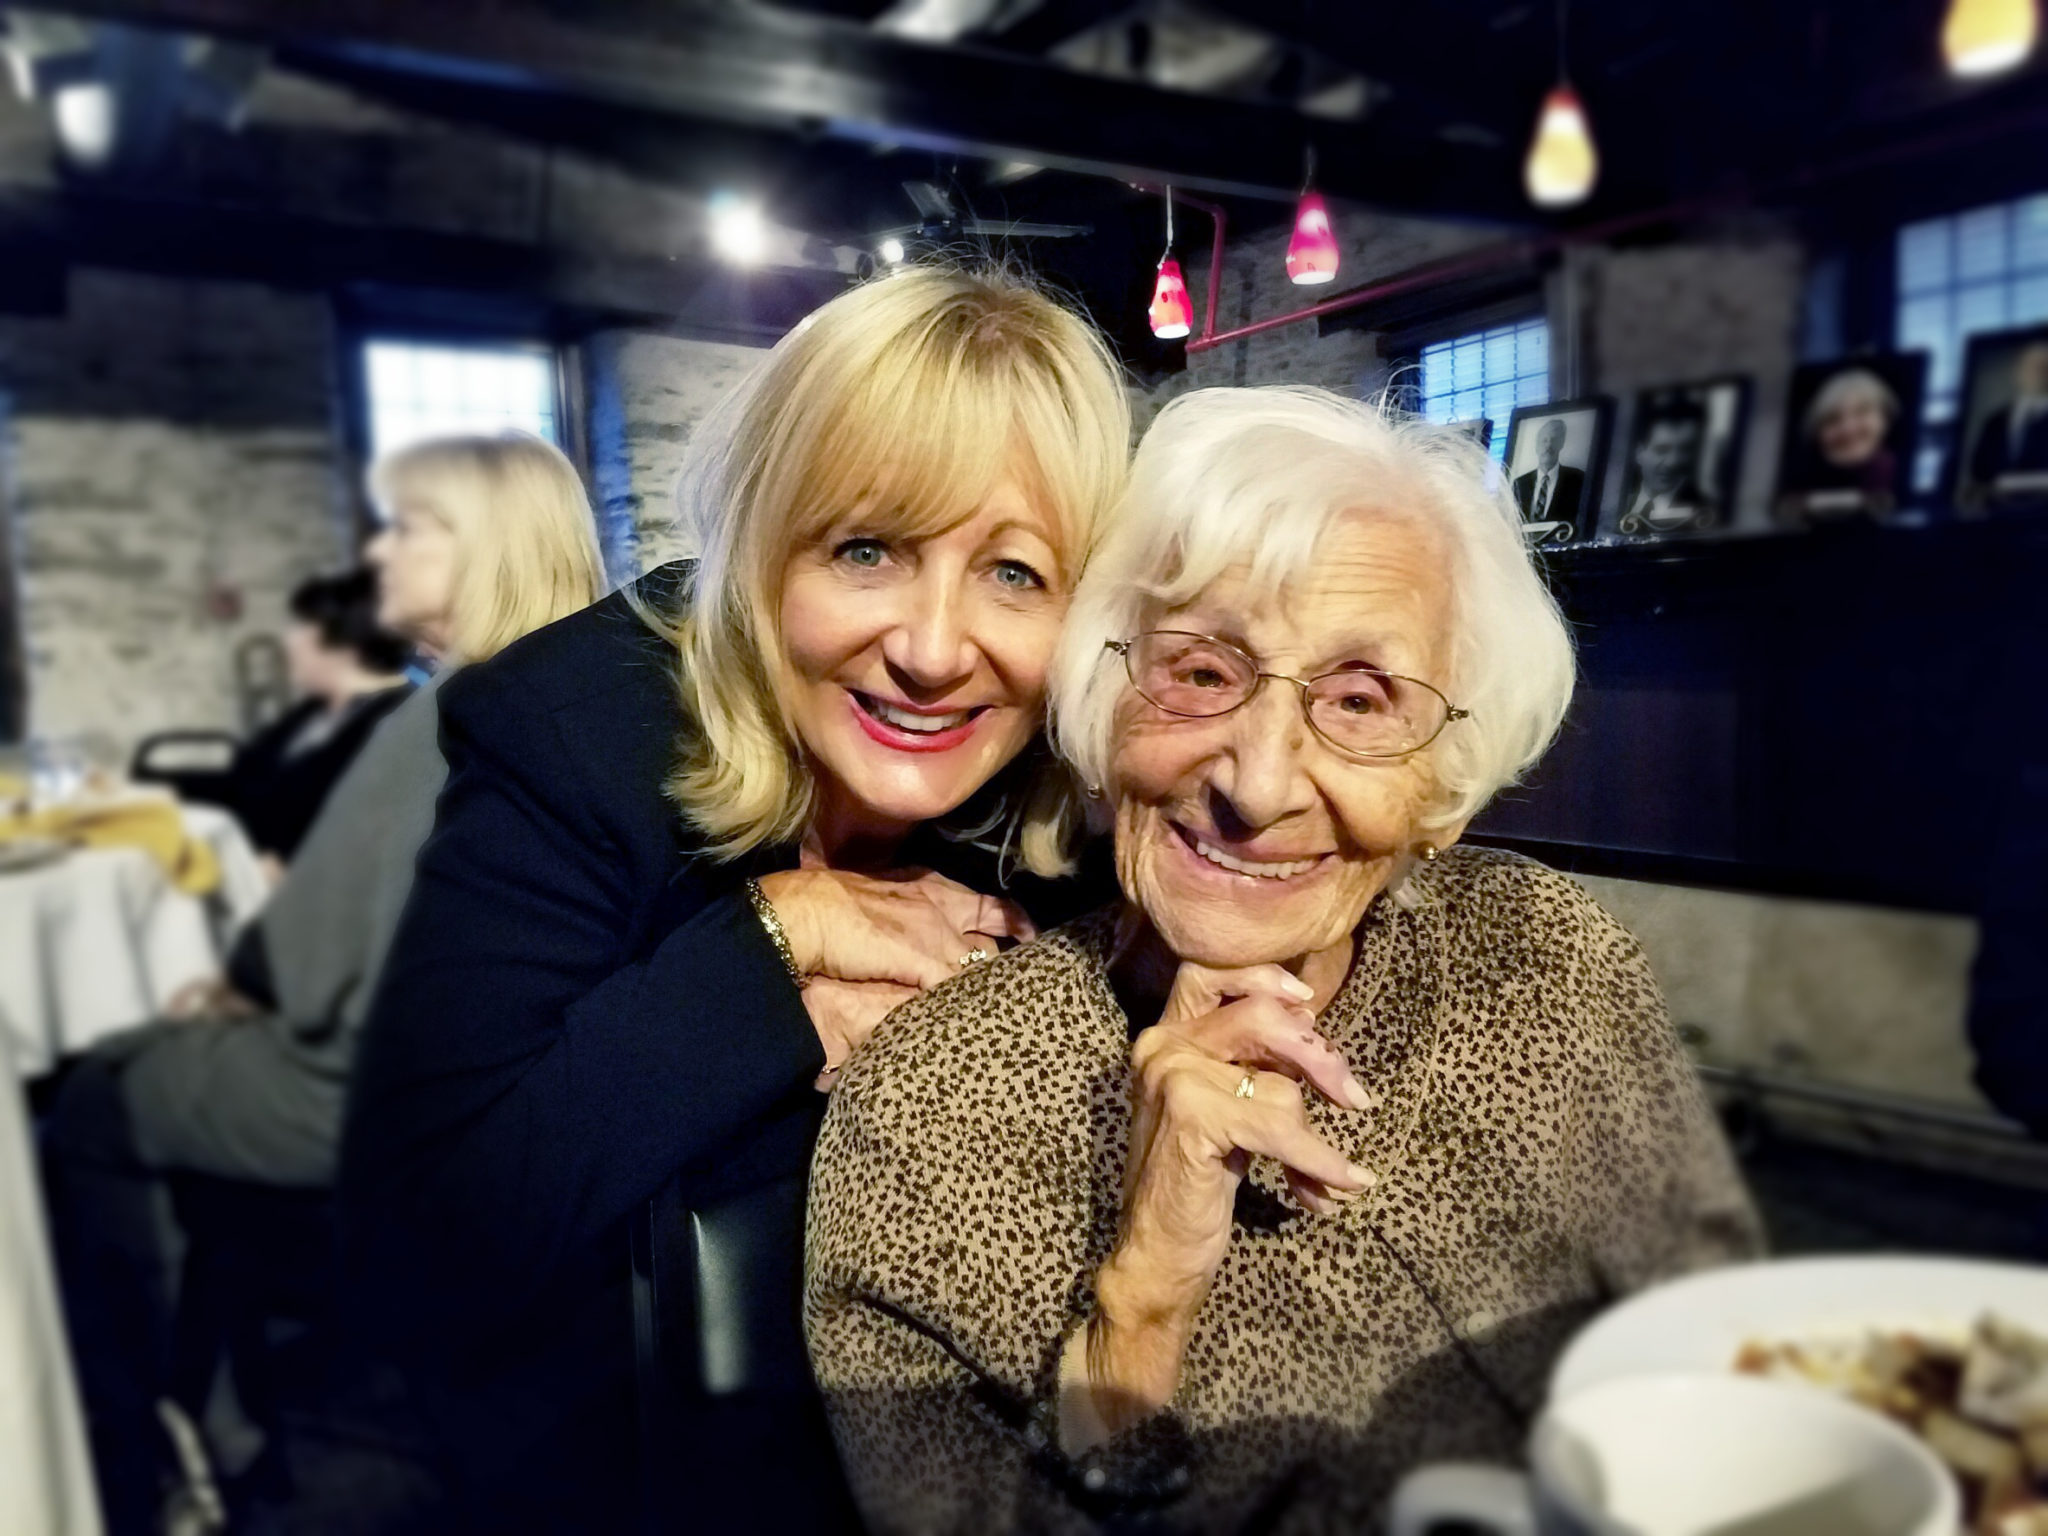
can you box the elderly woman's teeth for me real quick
[1190,834,1320,880]
[865,697,974,733]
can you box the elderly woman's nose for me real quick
[881,570,974,688]
[1210,684,1313,828]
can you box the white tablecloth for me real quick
[0,1040,102,1535]
[0,807,268,1078]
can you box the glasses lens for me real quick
[1129,632,1256,717]
[1305,670,1449,757]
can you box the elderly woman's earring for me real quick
[1085,783,1104,801]
[1417,843,1440,862]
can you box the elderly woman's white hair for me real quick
[1050,385,1575,835]
[1802,366,1899,437]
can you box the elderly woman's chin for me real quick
[1113,800,1399,967]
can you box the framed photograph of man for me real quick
[1774,354,1925,525]
[1951,326,2048,514]
[1502,398,1611,546]
[1616,377,1751,539]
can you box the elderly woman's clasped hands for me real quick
[1076,959,1377,1443]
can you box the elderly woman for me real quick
[806,387,1763,1534]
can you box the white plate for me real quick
[1551,1255,2048,1402]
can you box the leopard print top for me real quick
[805,847,1763,1534]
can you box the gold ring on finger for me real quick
[1235,1073,1256,1100]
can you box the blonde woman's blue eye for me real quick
[834,538,888,568]
[993,560,1044,590]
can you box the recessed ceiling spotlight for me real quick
[878,237,906,265]
[709,192,767,266]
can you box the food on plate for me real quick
[1737,1313,2048,1534]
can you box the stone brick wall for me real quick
[4,270,347,762]
[581,329,769,578]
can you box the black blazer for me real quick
[339,565,1104,1532]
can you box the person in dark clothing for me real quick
[339,268,1133,1533]
[219,569,412,864]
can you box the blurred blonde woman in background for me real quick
[341,265,1130,1534]
[41,431,604,1536]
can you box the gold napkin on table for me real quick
[0,779,222,896]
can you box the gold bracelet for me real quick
[744,878,806,989]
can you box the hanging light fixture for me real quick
[1524,0,1598,208]
[1149,187,1193,341]
[1943,0,2038,76]
[1285,149,1339,286]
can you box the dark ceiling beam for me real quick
[0,187,847,339]
[25,0,1533,219]
[274,49,919,242]
[967,0,1138,55]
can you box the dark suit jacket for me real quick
[1970,401,2048,491]
[339,565,1105,1532]
[1512,463,1586,525]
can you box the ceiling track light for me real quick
[708,191,768,266]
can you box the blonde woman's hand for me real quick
[1068,965,1373,1446]
[804,977,920,1090]
[753,867,1035,1081]
[756,867,1033,988]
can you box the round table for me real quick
[0,807,268,1079]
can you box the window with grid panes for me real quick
[362,339,560,463]
[1418,317,1550,462]
[1896,194,2048,492]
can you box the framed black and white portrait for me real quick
[1502,398,1611,546]
[1616,377,1751,539]
[1774,354,1925,526]
[1951,326,2048,514]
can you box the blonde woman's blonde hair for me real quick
[658,264,1130,876]
[369,432,607,663]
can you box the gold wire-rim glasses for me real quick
[1106,631,1471,762]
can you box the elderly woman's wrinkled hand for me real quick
[1127,964,1375,1269]
[1068,965,1375,1445]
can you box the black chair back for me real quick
[628,1168,859,1535]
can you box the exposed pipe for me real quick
[1180,191,1731,355]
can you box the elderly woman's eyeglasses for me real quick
[1107,631,1469,761]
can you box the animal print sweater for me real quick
[804,847,1763,1534]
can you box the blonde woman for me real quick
[41,431,604,1536]
[339,267,1130,1533]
